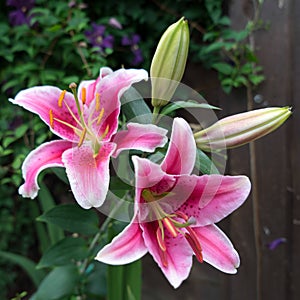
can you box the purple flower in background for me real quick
[267,237,287,250]
[108,17,122,29]
[6,0,35,26]
[85,23,114,52]
[122,34,144,66]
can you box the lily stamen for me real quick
[81,87,86,105]
[156,226,167,251]
[162,217,178,238]
[78,128,87,147]
[49,109,54,129]
[58,90,66,108]
[184,232,203,263]
[95,93,100,111]
[96,108,105,125]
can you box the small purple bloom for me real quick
[85,23,114,52]
[132,47,143,65]
[108,17,122,30]
[6,0,35,26]
[68,0,76,8]
[267,237,287,250]
[121,34,143,66]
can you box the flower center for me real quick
[49,83,109,157]
[142,189,203,267]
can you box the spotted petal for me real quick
[161,117,196,175]
[9,86,80,141]
[141,221,193,289]
[62,142,116,209]
[19,140,72,199]
[193,224,240,273]
[92,68,148,140]
[112,123,168,157]
[177,174,251,226]
[78,67,113,106]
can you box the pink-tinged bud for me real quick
[194,107,292,151]
[150,17,189,108]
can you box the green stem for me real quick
[152,106,161,124]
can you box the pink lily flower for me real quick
[9,67,167,209]
[96,118,251,288]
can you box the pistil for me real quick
[142,188,203,267]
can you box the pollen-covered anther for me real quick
[78,128,87,147]
[58,90,66,108]
[162,217,178,238]
[101,124,110,139]
[81,87,86,105]
[156,226,167,251]
[49,109,54,129]
[95,93,101,111]
[97,108,105,125]
[185,227,203,263]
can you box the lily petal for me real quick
[95,219,148,264]
[132,156,169,190]
[9,86,80,141]
[161,118,196,175]
[193,224,240,273]
[178,175,251,226]
[77,68,113,106]
[19,140,72,199]
[92,68,148,140]
[141,222,193,289]
[62,142,116,209]
[112,123,168,158]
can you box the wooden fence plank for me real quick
[289,1,300,299]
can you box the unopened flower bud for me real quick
[194,107,292,151]
[150,17,189,108]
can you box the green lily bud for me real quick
[150,17,189,108]
[194,107,292,151]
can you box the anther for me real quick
[97,108,105,125]
[101,124,110,139]
[81,87,86,105]
[95,93,100,111]
[185,232,203,263]
[58,90,66,108]
[49,109,54,128]
[162,217,178,238]
[78,128,87,147]
[156,226,167,251]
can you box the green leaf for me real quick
[38,183,64,244]
[249,74,265,85]
[160,100,220,116]
[33,265,79,300]
[37,204,99,235]
[0,250,46,287]
[212,62,233,75]
[195,149,220,174]
[14,124,29,139]
[3,136,16,148]
[37,237,88,268]
[29,201,51,253]
[202,42,226,54]
[51,167,69,184]
[121,87,152,124]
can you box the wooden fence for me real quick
[142,1,300,299]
